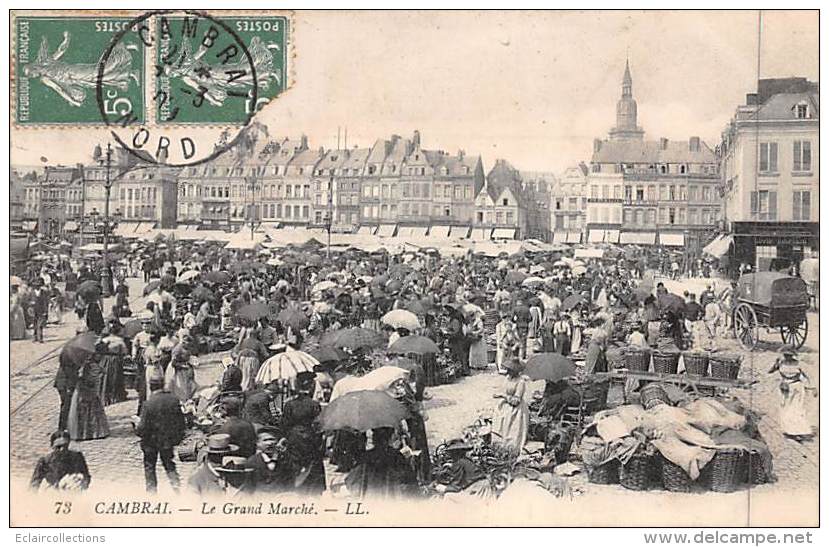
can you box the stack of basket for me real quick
[709,353,743,380]
[640,382,670,410]
[700,448,745,493]
[619,448,656,491]
[682,351,710,376]
[660,454,693,493]
[652,350,680,374]
[625,347,651,372]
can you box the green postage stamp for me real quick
[15,16,146,125]
[13,11,290,126]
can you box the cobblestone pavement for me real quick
[10,275,819,505]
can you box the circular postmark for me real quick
[96,9,262,167]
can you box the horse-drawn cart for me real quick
[732,272,809,350]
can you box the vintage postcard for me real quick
[7,9,820,528]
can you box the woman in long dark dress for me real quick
[99,327,128,406]
[86,300,105,334]
[345,427,417,499]
[389,378,431,484]
[67,354,110,441]
[282,372,326,495]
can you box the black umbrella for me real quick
[76,280,101,301]
[61,332,98,365]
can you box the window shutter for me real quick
[770,143,778,172]
[793,141,802,171]
[803,191,811,220]
[759,143,768,171]
[750,191,758,216]
[769,191,777,220]
[803,141,811,171]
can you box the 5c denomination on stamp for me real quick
[14,15,146,125]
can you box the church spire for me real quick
[609,57,644,141]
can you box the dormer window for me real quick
[795,102,809,119]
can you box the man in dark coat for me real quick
[30,430,91,491]
[217,397,258,458]
[54,345,82,431]
[242,381,281,430]
[136,376,186,492]
[31,282,50,342]
[244,431,293,493]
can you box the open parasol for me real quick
[310,345,348,364]
[142,280,162,296]
[658,293,685,315]
[572,265,587,276]
[203,271,231,284]
[358,366,411,391]
[190,286,215,301]
[521,276,545,288]
[381,309,421,331]
[461,303,485,318]
[388,335,440,356]
[562,293,586,311]
[120,319,144,339]
[60,332,99,365]
[524,353,576,382]
[77,280,102,301]
[506,271,528,284]
[318,390,409,432]
[178,270,200,283]
[255,349,319,385]
[320,327,386,350]
[312,280,338,294]
[277,306,310,331]
[237,301,270,323]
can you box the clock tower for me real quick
[609,58,645,141]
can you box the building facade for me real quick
[587,60,721,252]
[719,77,819,270]
[551,163,588,239]
[476,159,528,239]
[118,167,180,228]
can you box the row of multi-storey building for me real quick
[11,61,818,270]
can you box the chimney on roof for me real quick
[689,136,700,152]
[300,135,308,150]
[457,149,465,160]
[745,93,758,106]
[593,139,602,153]
[660,137,669,150]
[412,130,421,149]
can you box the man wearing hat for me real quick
[189,434,248,495]
[30,431,91,491]
[242,380,283,429]
[282,371,326,494]
[434,439,483,494]
[136,375,186,492]
[217,397,258,458]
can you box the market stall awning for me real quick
[79,243,122,252]
[429,225,451,238]
[574,248,604,259]
[134,222,156,234]
[357,225,376,236]
[588,229,605,243]
[21,221,37,231]
[491,227,516,240]
[376,224,397,237]
[553,232,567,244]
[659,232,685,247]
[702,234,733,258]
[398,226,428,238]
[605,229,620,243]
[566,232,582,244]
[468,228,492,241]
[449,226,470,239]
[63,221,78,231]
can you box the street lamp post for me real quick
[326,173,334,259]
[100,143,114,297]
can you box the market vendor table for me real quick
[591,370,757,400]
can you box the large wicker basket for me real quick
[626,347,651,372]
[619,451,654,491]
[660,454,693,493]
[701,448,744,493]
[607,348,627,370]
[587,460,620,485]
[741,452,773,485]
[640,382,670,409]
[652,351,680,374]
[682,351,710,376]
[710,354,742,380]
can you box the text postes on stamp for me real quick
[15,16,146,125]
[155,14,288,124]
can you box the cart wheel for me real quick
[780,317,808,349]
[733,303,758,350]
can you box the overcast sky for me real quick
[11,10,818,173]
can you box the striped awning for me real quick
[659,233,685,247]
[566,232,582,244]
[376,224,397,237]
[449,226,470,238]
[468,228,492,241]
[588,229,605,243]
[553,232,567,244]
[492,227,516,240]
[429,225,451,237]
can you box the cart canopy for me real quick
[736,272,808,307]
